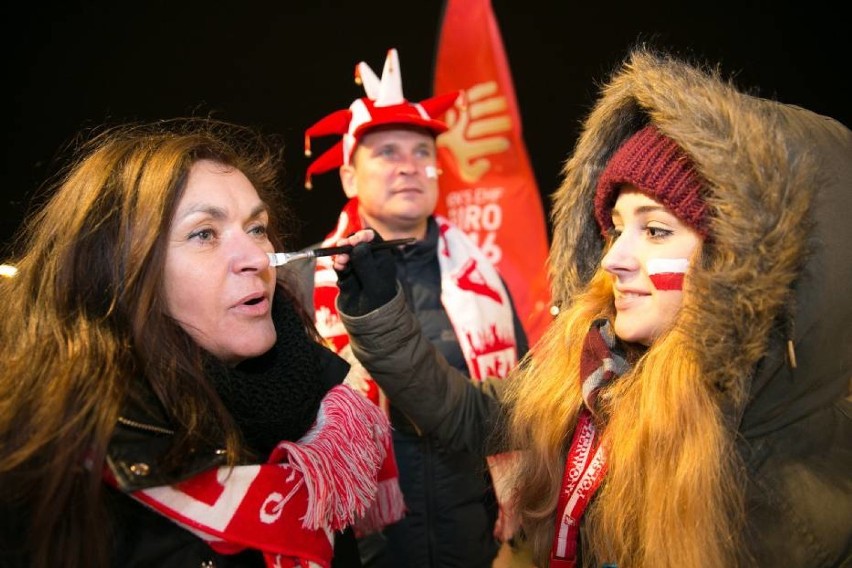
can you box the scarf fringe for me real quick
[354,476,407,535]
[275,385,394,531]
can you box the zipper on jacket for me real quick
[117,415,174,435]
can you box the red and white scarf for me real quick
[107,385,396,568]
[314,198,518,382]
[550,319,629,567]
[313,197,519,534]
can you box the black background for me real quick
[3,0,847,256]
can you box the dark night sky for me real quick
[3,0,847,257]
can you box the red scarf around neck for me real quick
[313,197,518,385]
[551,320,629,567]
[106,385,395,568]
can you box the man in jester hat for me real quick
[292,48,529,568]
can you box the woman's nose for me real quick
[231,234,271,273]
[601,233,640,275]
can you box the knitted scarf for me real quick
[120,385,392,568]
[313,197,519,537]
[550,319,629,567]
[106,296,401,567]
[206,292,330,454]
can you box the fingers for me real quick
[331,229,375,271]
[332,254,350,272]
[334,228,375,248]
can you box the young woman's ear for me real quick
[339,165,358,198]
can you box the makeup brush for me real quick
[267,237,415,267]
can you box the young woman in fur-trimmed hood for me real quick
[330,46,852,567]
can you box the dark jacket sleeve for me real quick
[339,289,505,456]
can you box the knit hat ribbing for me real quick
[594,125,709,237]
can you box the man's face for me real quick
[340,127,439,239]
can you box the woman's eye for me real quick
[249,224,268,237]
[189,228,215,242]
[647,226,673,239]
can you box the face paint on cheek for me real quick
[647,258,690,291]
[424,165,439,179]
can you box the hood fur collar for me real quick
[549,47,852,436]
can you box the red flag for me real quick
[433,0,552,346]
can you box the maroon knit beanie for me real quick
[594,125,709,237]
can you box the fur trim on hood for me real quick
[549,47,852,438]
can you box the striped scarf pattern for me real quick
[109,385,393,568]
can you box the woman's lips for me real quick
[231,293,270,316]
[613,289,649,310]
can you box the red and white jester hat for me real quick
[303,48,461,188]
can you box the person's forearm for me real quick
[339,290,502,455]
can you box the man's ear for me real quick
[339,165,358,198]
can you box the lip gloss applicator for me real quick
[267,237,416,267]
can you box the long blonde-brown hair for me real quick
[502,263,746,567]
[0,118,299,568]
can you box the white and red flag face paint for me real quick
[646,258,689,291]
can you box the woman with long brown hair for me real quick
[0,118,399,567]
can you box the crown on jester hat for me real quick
[303,48,460,189]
